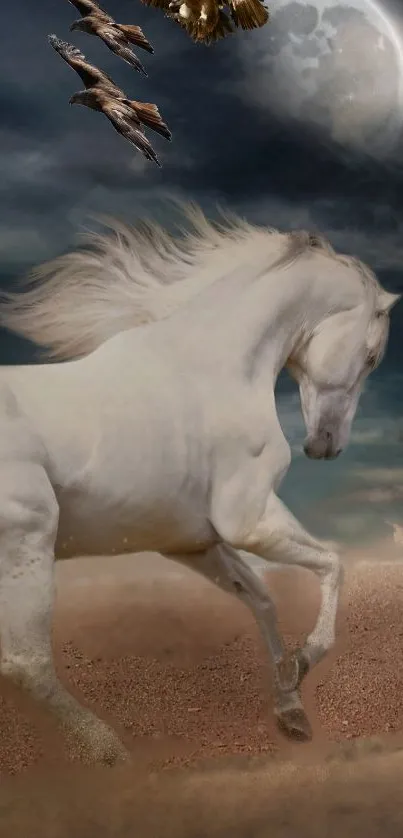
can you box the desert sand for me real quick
[1,544,403,837]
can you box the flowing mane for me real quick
[0,201,378,362]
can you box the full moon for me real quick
[238,0,403,156]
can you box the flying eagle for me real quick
[69,88,162,166]
[169,0,234,42]
[48,36,171,140]
[68,0,154,75]
[141,0,268,44]
[48,36,171,163]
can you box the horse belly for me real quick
[54,472,216,559]
[54,507,215,559]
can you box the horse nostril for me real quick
[325,431,331,441]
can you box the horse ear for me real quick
[377,290,401,313]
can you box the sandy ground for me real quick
[1,546,403,836]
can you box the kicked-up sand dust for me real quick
[1,545,403,836]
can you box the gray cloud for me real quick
[1,0,403,542]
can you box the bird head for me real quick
[69,92,83,106]
[70,19,85,32]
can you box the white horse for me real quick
[0,204,398,764]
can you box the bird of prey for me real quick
[68,0,154,76]
[69,88,162,165]
[48,36,171,164]
[49,36,171,140]
[141,0,268,44]
[169,0,234,43]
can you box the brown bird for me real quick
[168,0,233,43]
[142,0,268,43]
[69,88,162,166]
[48,36,171,163]
[68,0,154,76]
[48,36,171,141]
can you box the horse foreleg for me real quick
[0,463,129,766]
[213,491,343,739]
[217,491,343,675]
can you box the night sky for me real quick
[2,0,403,547]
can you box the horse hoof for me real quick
[276,707,313,742]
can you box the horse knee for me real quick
[318,550,343,586]
[0,464,58,546]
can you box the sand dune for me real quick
[0,545,403,835]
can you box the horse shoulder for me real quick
[0,377,48,463]
[207,385,289,461]
[207,388,291,543]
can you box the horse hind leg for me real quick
[0,461,128,766]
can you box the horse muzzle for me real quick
[303,431,342,460]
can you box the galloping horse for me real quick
[0,205,398,763]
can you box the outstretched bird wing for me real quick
[101,98,161,166]
[94,22,148,75]
[68,0,111,18]
[228,0,269,30]
[48,35,119,92]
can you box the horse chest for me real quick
[206,391,291,489]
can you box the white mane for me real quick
[0,201,379,362]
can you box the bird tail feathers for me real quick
[114,24,154,53]
[128,101,172,141]
[194,9,234,42]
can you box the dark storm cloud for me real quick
[2,0,403,374]
[1,0,403,329]
[2,0,403,257]
[2,0,403,541]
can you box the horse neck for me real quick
[145,231,292,323]
[164,258,324,387]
